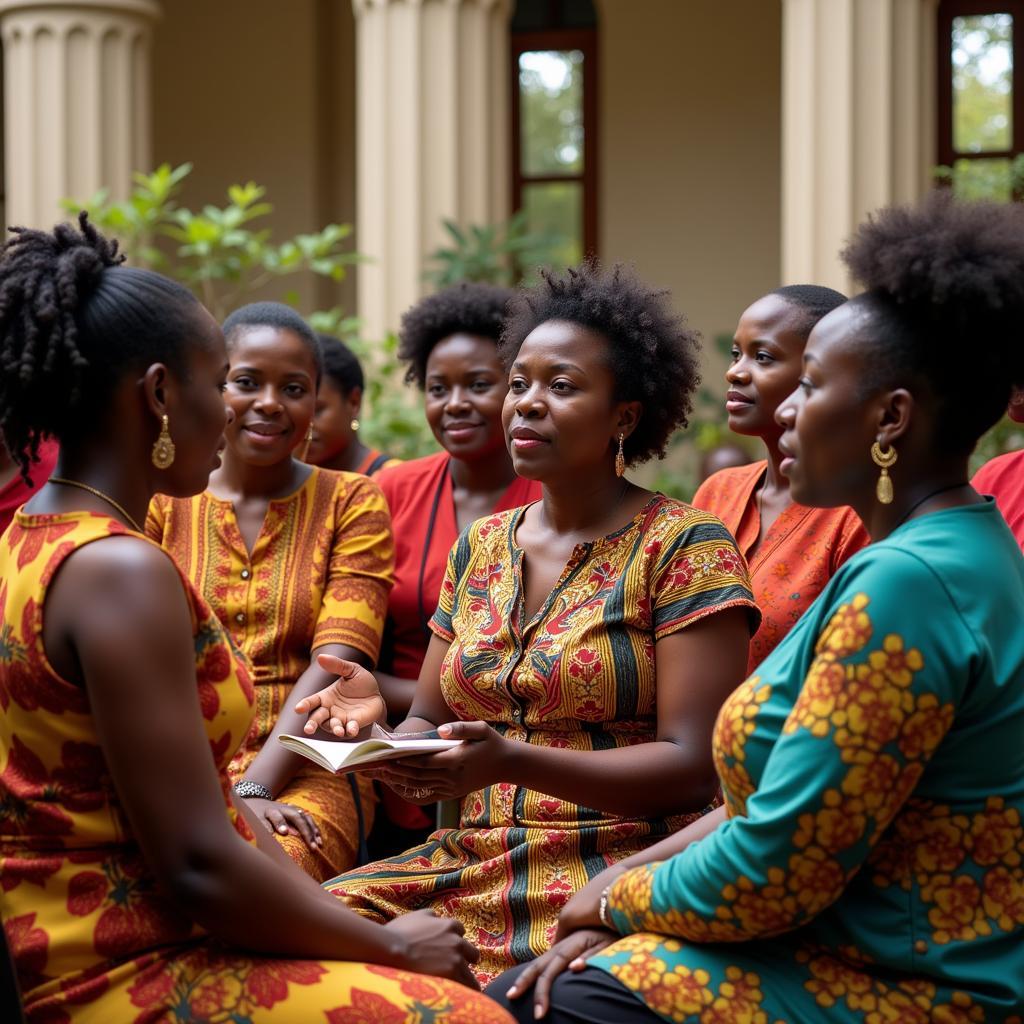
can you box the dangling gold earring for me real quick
[871,441,897,504]
[615,434,626,477]
[301,423,314,462]
[350,418,360,432]
[151,414,176,469]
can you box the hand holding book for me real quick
[293,653,386,737]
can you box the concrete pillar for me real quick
[352,0,511,340]
[781,0,938,291]
[0,0,160,230]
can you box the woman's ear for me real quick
[141,363,173,419]
[875,388,914,449]
[616,401,643,440]
[348,385,364,418]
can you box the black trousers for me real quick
[488,962,662,1024]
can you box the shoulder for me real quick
[691,461,765,509]
[973,449,1024,491]
[375,451,446,504]
[645,495,743,545]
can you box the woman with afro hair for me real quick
[310,262,759,983]
[493,193,1024,1023]
[0,216,506,1021]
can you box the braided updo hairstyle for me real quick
[501,261,702,466]
[0,213,205,482]
[841,190,1024,455]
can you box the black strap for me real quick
[346,773,369,866]
[417,460,450,641]
[364,452,390,477]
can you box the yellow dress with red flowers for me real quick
[147,467,393,880]
[587,501,1024,1022]
[326,496,759,984]
[0,511,512,1024]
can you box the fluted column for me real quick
[352,0,511,340]
[781,0,938,291]
[0,0,160,230]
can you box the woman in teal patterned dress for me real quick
[491,195,1024,1021]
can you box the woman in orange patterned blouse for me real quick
[302,263,760,984]
[692,285,869,674]
[0,216,504,1022]
[147,302,395,882]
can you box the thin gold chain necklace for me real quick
[49,477,145,533]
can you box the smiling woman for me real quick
[146,302,395,882]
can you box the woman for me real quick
[492,194,1024,1023]
[692,285,869,673]
[369,283,543,849]
[0,216,504,1021]
[304,332,401,476]
[311,263,759,984]
[147,303,391,881]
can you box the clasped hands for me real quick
[293,654,509,803]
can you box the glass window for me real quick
[952,13,1013,152]
[519,50,584,176]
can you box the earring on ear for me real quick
[615,434,626,477]
[151,414,176,469]
[301,423,314,462]
[350,418,360,432]
[871,441,897,504]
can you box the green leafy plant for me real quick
[64,164,437,458]
[424,211,563,287]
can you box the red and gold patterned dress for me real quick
[326,495,758,983]
[147,467,393,880]
[0,511,512,1023]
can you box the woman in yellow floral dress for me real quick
[148,301,392,881]
[0,216,507,1022]
[307,263,760,984]
[491,196,1024,1022]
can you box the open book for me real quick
[278,724,460,773]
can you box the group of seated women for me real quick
[1,191,1022,1023]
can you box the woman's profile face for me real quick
[158,311,231,497]
[503,319,630,481]
[423,333,508,462]
[776,302,880,509]
[725,294,808,440]
[222,326,318,467]
[306,379,359,465]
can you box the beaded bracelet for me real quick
[598,884,614,930]
[232,780,273,800]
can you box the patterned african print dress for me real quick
[588,500,1024,1022]
[326,495,759,983]
[147,467,393,880]
[0,512,510,1023]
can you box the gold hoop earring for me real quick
[871,441,897,505]
[615,434,626,477]
[350,418,360,432]
[151,414,176,469]
[301,423,314,462]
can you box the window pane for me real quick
[952,13,1013,153]
[952,157,1013,200]
[519,50,584,175]
[522,181,583,268]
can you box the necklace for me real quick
[49,478,145,533]
[892,481,971,531]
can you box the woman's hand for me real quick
[294,654,386,737]
[367,720,510,803]
[504,928,617,1017]
[554,863,628,940]
[384,909,481,989]
[245,797,322,851]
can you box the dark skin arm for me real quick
[42,536,478,983]
[368,609,750,819]
[242,642,380,848]
[374,670,417,721]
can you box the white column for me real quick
[0,0,160,231]
[781,0,938,291]
[352,0,512,340]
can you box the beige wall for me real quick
[151,0,356,319]
[597,0,782,360]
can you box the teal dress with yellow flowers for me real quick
[589,500,1024,1022]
